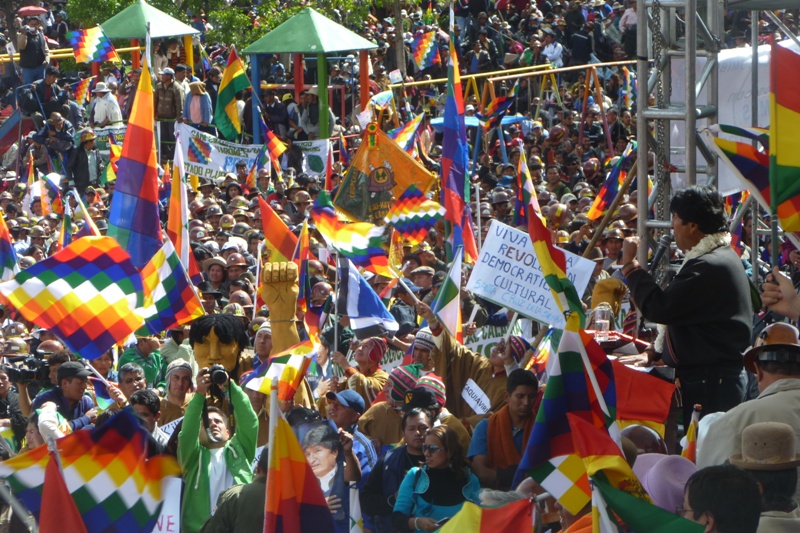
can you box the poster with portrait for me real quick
[293,420,349,532]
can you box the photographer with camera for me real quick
[178,365,258,533]
[16,346,73,418]
[0,366,26,447]
[30,361,97,431]
[17,17,49,85]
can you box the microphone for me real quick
[648,234,673,273]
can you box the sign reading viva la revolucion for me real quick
[467,220,594,329]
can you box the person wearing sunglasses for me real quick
[392,425,480,532]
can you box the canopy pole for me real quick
[183,35,194,76]
[131,39,140,70]
[317,53,329,139]
[252,54,262,144]
[294,53,304,102]
[360,50,370,112]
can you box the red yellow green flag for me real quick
[214,47,251,140]
[258,197,297,263]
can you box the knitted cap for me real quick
[256,321,272,336]
[389,364,423,402]
[365,337,388,364]
[417,373,446,407]
[165,359,194,391]
[414,328,435,351]
[508,336,532,363]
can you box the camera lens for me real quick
[210,366,228,385]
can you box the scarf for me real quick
[653,231,731,353]
[486,404,535,470]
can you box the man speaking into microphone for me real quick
[617,185,753,424]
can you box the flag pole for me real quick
[332,253,342,378]
[81,359,111,387]
[253,243,263,321]
[504,312,518,342]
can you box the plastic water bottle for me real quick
[594,303,612,342]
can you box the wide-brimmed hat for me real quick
[743,322,800,373]
[730,422,800,471]
[202,256,226,272]
[92,82,111,94]
[633,453,697,512]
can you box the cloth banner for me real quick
[177,123,263,180]
[292,139,331,177]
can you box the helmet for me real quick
[0,192,12,201]
[529,155,544,170]
[491,191,510,205]
[189,227,210,242]
[6,219,17,230]
[30,226,46,238]
[229,290,253,306]
[231,222,251,237]
[602,228,625,242]
[189,200,205,216]
[80,129,97,143]
[15,217,30,229]
[222,302,246,316]
[232,209,249,219]
[18,256,36,268]
[206,204,223,217]
[219,214,235,230]
[226,253,247,268]
[4,322,28,338]
[2,338,28,356]
[548,125,566,143]
[36,339,64,355]
[743,323,800,373]
[228,196,249,210]
[583,158,600,177]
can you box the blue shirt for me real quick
[328,420,377,488]
[31,387,94,431]
[467,418,524,459]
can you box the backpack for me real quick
[18,85,39,114]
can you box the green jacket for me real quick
[178,383,258,533]
[118,346,165,389]
[199,477,266,533]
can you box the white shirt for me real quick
[92,93,123,125]
[208,447,234,512]
[542,41,564,68]
[619,8,638,31]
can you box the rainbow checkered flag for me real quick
[0,410,180,533]
[66,26,119,63]
[138,238,205,335]
[72,76,94,106]
[0,214,19,281]
[383,184,445,246]
[411,31,440,70]
[0,237,145,360]
[387,113,425,153]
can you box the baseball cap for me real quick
[57,361,92,382]
[326,390,366,414]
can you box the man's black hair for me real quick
[47,349,76,366]
[685,465,761,533]
[506,368,538,394]
[118,362,145,382]
[402,407,433,430]
[669,185,726,235]
[45,66,60,78]
[748,468,798,513]
[189,314,249,350]
[129,389,160,416]
[301,423,340,453]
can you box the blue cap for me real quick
[326,389,366,414]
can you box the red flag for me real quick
[40,452,88,533]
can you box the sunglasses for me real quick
[422,444,443,455]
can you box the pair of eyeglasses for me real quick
[675,506,692,517]
[422,444,443,455]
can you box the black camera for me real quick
[209,364,229,385]
[5,356,49,384]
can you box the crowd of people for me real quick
[0,1,797,532]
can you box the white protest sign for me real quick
[293,139,331,177]
[461,379,491,415]
[152,477,182,533]
[466,220,594,329]
[158,417,183,437]
[177,123,263,180]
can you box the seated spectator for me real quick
[682,464,761,533]
[31,362,96,431]
[129,389,169,453]
[159,359,194,424]
[392,425,480,532]
[361,407,431,533]
[468,369,539,490]
[728,422,800,532]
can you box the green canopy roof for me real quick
[101,0,199,40]
[242,8,377,55]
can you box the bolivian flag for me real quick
[770,44,800,231]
